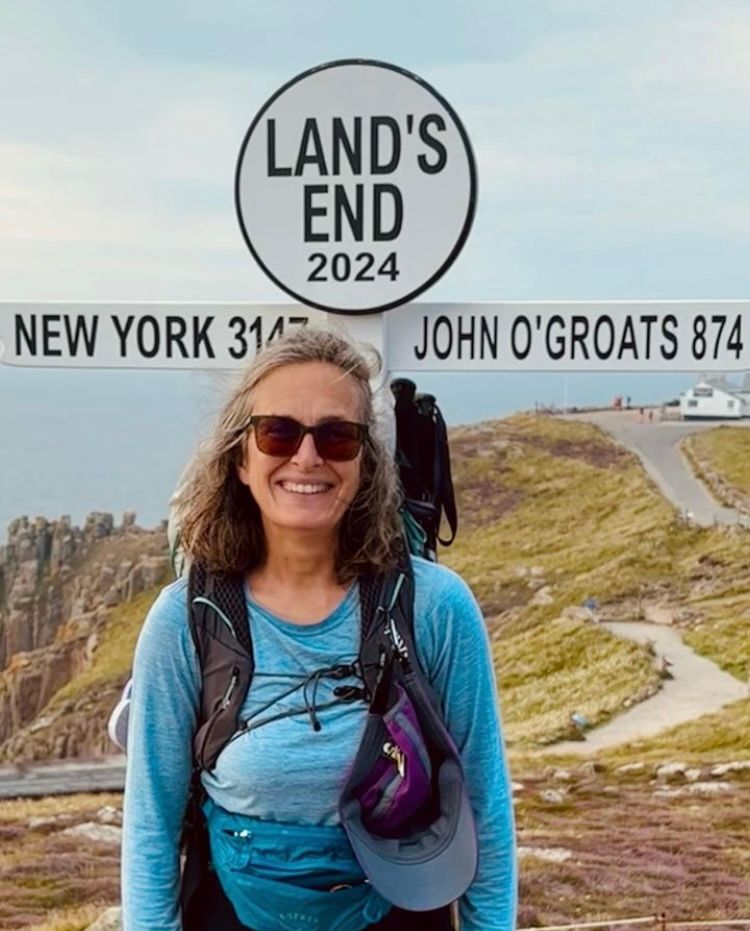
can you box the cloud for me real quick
[1,1,749,302]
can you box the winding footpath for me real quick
[550,411,750,754]
[567,409,750,527]
[552,621,747,755]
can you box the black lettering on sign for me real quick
[640,314,657,358]
[165,316,189,358]
[618,316,638,360]
[570,316,590,361]
[14,313,99,358]
[42,315,62,357]
[266,120,292,176]
[193,317,215,358]
[15,315,36,356]
[545,315,565,360]
[228,314,308,358]
[373,184,403,241]
[417,114,447,174]
[295,119,328,176]
[511,316,532,360]
[304,185,328,242]
[661,315,678,360]
[457,315,475,360]
[111,315,134,358]
[332,117,362,174]
[726,314,744,358]
[334,184,364,242]
[137,316,160,358]
[111,314,214,359]
[370,117,401,174]
[64,315,98,357]
[414,315,499,362]
[229,316,248,359]
[593,315,615,359]
[414,315,429,360]
[480,317,499,359]
[432,315,453,360]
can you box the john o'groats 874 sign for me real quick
[235,60,477,315]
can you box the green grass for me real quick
[686,426,750,495]
[53,587,162,704]
[498,617,658,745]
[441,415,750,753]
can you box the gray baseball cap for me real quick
[339,673,478,911]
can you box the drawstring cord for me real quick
[240,662,367,736]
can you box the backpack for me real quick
[391,379,457,561]
[177,554,476,922]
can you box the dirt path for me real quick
[551,621,747,754]
[565,411,750,527]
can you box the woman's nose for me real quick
[291,432,324,466]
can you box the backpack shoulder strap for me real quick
[358,553,423,702]
[432,403,457,546]
[188,563,255,772]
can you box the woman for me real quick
[121,328,517,931]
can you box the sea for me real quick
[0,365,697,544]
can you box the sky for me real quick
[2,0,749,304]
[1,1,749,531]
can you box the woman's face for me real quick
[237,361,365,542]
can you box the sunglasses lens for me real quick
[251,417,365,460]
[253,417,302,456]
[315,422,364,461]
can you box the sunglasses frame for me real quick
[240,415,369,461]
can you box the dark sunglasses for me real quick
[241,415,368,461]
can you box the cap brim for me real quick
[341,758,478,911]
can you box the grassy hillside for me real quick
[686,426,750,495]
[6,414,748,762]
[3,415,750,929]
[441,415,750,753]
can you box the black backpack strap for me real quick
[358,553,422,703]
[432,402,457,546]
[187,564,255,771]
[181,565,255,921]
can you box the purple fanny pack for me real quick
[354,684,433,835]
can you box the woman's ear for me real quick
[236,444,250,488]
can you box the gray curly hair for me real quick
[177,327,403,580]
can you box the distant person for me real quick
[121,328,516,931]
[648,409,654,423]
[639,406,644,422]
[626,395,632,409]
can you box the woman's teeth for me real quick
[280,481,330,495]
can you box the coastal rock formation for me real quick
[0,512,169,761]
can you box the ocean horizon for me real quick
[0,366,698,545]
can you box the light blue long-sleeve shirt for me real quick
[121,557,517,930]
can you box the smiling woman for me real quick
[120,327,517,931]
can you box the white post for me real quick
[326,312,395,449]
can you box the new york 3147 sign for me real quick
[235,60,477,315]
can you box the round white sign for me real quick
[235,60,477,315]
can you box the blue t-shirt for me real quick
[121,557,517,930]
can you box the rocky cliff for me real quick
[0,512,170,762]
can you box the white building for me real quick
[680,379,747,420]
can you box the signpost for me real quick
[1,301,748,371]
[0,59,747,378]
[235,60,476,315]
